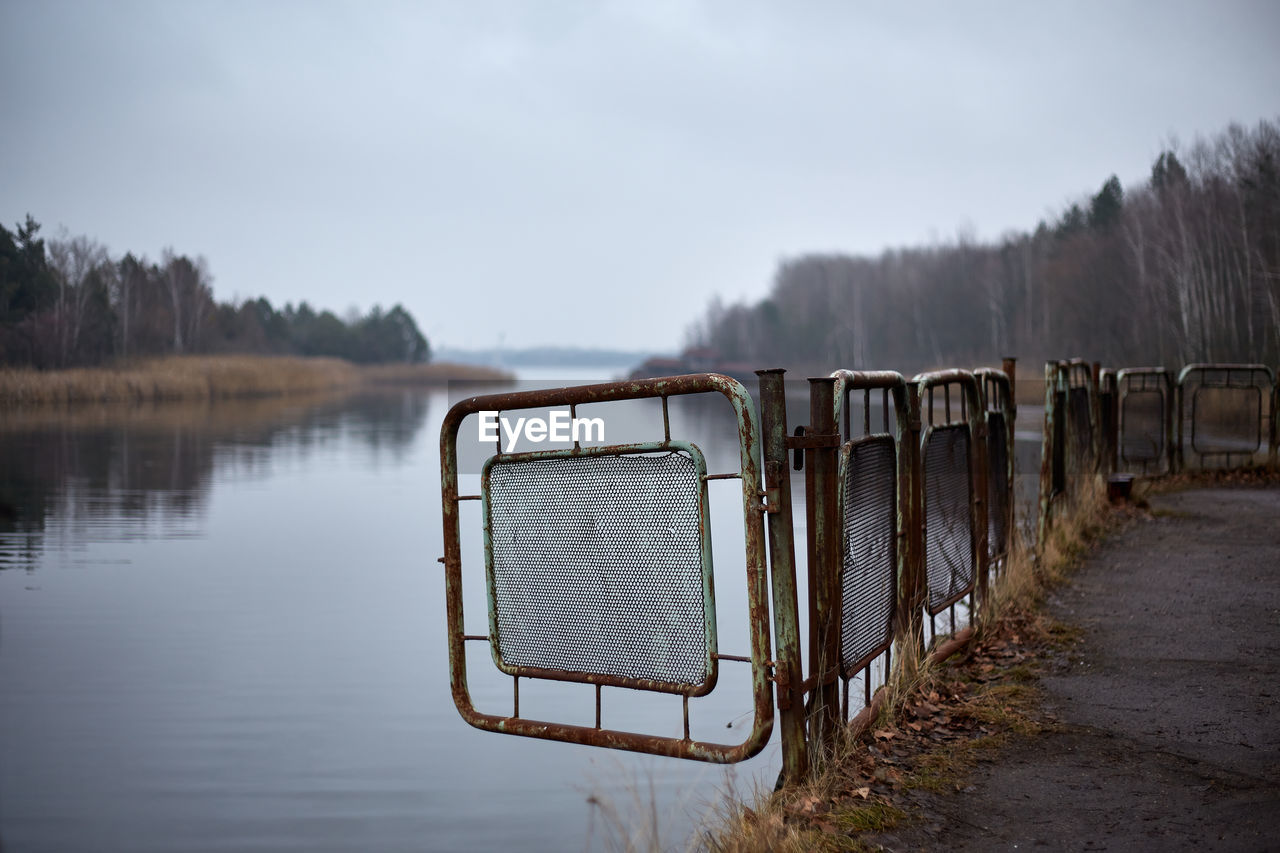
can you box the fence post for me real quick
[897,383,926,677]
[805,377,841,757]
[1037,361,1060,550]
[969,383,991,609]
[755,369,809,784]
[1002,357,1018,422]
[1090,361,1104,475]
[1001,357,1019,535]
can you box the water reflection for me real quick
[0,391,430,571]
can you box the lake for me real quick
[0,370,1042,852]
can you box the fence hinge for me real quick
[756,486,780,514]
[785,426,840,470]
[771,659,792,710]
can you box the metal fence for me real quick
[1039,358,1277,542]
[440,353,1275,787]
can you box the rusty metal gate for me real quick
[1176,364,1276,471]
[440,374,797,765]
[1117,368,1173,475]
[830,370,909,718]
[916,371,987,629]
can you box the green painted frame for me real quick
[439,373,776,763]
[480,440,719,697]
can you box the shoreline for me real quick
[0,355,514,407]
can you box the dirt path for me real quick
[873,486,1280,851]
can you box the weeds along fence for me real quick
[438,358,1277,787]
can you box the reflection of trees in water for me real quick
[0,390,430,570]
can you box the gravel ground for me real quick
[872,485,1280,852]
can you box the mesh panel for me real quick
[923,425,974,613]
[986,411,1009,560]
[1190,386,1261,454]
[840,436,896,674]
[1068,387,1093,469]
[1121,390,1165,464]
[484,450,711,689]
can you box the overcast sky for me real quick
[2,1,1278,353]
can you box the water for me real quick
[0,378,1044,852]
[0,383,794,853]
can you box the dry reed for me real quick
[0,356,513,407]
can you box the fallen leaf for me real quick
[872,729,897,740]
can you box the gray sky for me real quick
[3,1,1278,353]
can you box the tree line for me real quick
[0,226,430,368]
[686,118,1280,373]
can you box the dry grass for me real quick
[0,389,346,434]
[1037,475,1111,585]
[0,355,358,404]
[694,726,904,853]
[0,356,514,406]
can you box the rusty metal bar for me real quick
[756,368,809,784]
[806,376,841,755]
[712,653,752,664]
[900,383,925,676]
[1037,361,1066,549]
